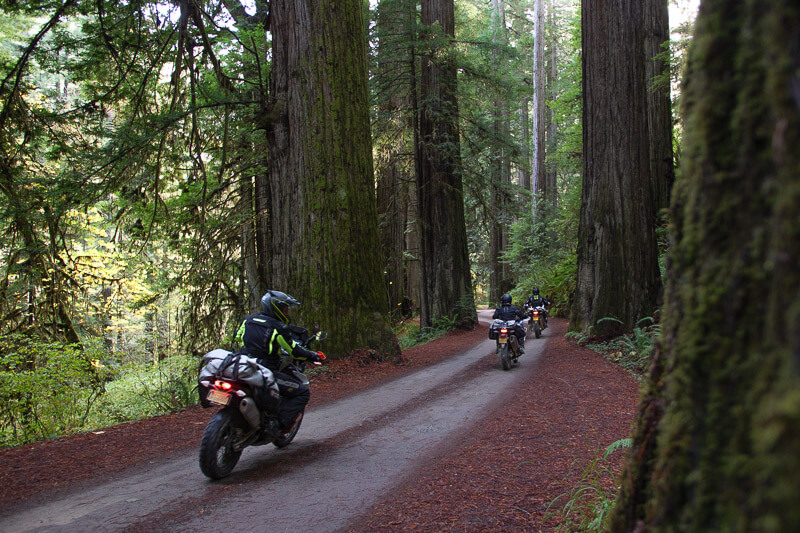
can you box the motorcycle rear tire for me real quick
[273,410,304,448]
[199,408,244,480]
[498,343,511,371]
[534,322,541,338]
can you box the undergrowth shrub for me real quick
[0,335,112,447]
[87,353,199,425]
[569,317,660,378]
[394,315,457,349]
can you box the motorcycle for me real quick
[197,329,326,480]
[489,319,522,371]
[526,305,547,338]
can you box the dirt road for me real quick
[4,311,551,532]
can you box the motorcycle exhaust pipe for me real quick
[239,397,261,429]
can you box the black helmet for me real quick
[532,287,540,295]
[260,290,301,323]
[501,294,512,305]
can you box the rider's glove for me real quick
[308,351,325,365]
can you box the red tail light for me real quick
[214,380,233,391]
[533,311,539,317]
[500,328,508,334]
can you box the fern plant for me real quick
[547,439,633,532]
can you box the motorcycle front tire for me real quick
[273,410,304,448]
[199,407,244,480]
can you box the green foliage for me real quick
[0,335,112,447]
[87,354,199,426]
[504,186,581,316]
[498,4,583,313]
[393,315,458,350]
[0,329,200,448]
[547,438,632,532]
[571,317,660,377]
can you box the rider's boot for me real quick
[260,416,282,441]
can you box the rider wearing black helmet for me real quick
[492,293,528,353]
[235,290,322,429]
[525,287,551,328]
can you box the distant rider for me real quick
[492,294,528,354]
[525,287,551,328]
[236,290,323,432]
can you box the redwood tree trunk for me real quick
[544,0,558,210]
[374,0,417,316]
[531,0,546,212]
[489,0,510,304]
[570,0,663,335]
[609,1,800,530]
[644,0,674,214]
[417,0,476,328]
[267,0,398,358]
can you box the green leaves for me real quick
[0,334,112,446]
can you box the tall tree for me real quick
[267,0,399,358]
[644,0,674,214]
[488,0,512,303]
[531,0,546,212]
[416,0,477,327]
[570,0,664,335]
[543,0,559,211]
[373,0,418,316]
[609,1,800,530]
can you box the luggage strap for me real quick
[216,352,242,381]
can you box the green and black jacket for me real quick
[236,313,317,372]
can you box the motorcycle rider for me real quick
[492,293,528,354]
[525,287,551,328]
[236,290,323,432]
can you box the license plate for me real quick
[499,337,507,344]
[207,389,231,406]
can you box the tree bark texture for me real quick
[571,0,663,335]
[518,98,531,191]
[644,0,674,215]
[375,0,417,316]
[609,1,800,530]
[417,0,477,328]
[267,0,399,358]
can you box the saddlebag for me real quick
[198,349,280,411]
[488,319,505,340]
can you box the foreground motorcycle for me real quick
[197,329,326,479]
[526,305,547,338]
[489,319,522,371]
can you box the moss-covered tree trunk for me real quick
[267,0,399,359]
[417,0,477,328]
[570,0,664,335]
[608,1,800,530]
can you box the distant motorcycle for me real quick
[197,329,326,479]
[525,305,547,338]
[489,319,522,371]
